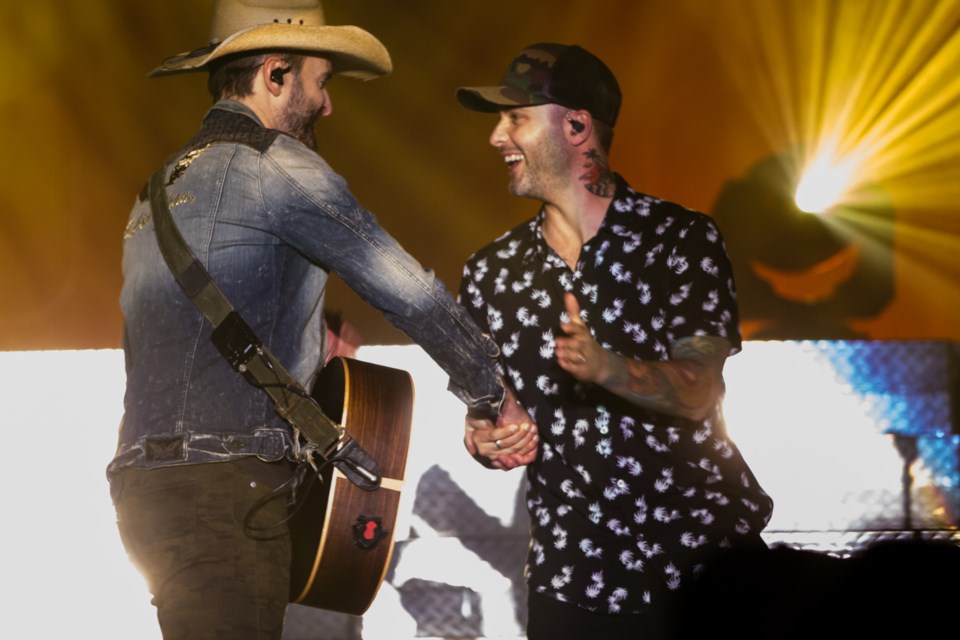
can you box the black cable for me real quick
[243,458,335,540]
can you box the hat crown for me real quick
[456,43,621,127]
[502,45,561,97]
[210,0,326,42]
[149,0,391,80]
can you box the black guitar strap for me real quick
[146,166,381,492]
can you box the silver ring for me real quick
[577,352,586,363]
[495,439,502,450]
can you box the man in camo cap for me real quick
[456,42,774,639]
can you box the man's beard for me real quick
[509,134,567,201]
[276,78,320,150]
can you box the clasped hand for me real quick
[464,293,607,471]
[463,387,538,470]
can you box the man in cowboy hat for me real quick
[108,2,535,637]
[455,43,773,639]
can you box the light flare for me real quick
[705,0,960,216]
[794,144,861,214]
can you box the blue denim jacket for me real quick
[108,100,502,481]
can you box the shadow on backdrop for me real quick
[711,148,895,340]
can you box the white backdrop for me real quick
[0,346,528,640]
[1,342,929,639]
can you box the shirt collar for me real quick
[208,99,265,127]
[523,174,630,267]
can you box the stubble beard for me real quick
[277,78,320,150]
[508,134,568,202]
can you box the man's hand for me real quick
[464,388,538,470]
[556,292,608,384]
[557,292,731,422]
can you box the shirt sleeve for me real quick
[260,139,506,412]
[664,213,743,355]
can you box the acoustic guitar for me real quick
[289,356,414,615]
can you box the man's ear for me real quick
[262,57,290,96]
[564,110,590,143]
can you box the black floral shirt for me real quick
[459,176,773,615]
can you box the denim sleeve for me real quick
[260,141,505,414]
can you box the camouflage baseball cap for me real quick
[456,43,621,127]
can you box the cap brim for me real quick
[456,85,549,112]
[149,24,392,80]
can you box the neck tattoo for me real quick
[578,148,615,197]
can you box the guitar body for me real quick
[289,356,414,615]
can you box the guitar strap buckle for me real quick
[329,436,381,491]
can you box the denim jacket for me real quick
[108,100,502,482]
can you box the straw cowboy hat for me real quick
[149,0,391,80]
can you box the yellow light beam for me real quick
[706,0,960,215]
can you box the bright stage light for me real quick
[702,0,960,343]
[794,144,860,214]
[709,0,960,215]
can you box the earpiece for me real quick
[566,114,585,134]
[270,67,292,86]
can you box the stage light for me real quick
[707,0,960,216]
[794,144,860,215]
[707,0,960,341]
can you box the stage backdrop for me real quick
[3,0,960,350]
[1,343,955,639]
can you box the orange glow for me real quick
[4,1,960,348]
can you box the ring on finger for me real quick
[495,439,502,450]
[577,351,586,363]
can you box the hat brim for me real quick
[456,85,551,113]
[149,23,392,80]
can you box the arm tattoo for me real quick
[597,335,731,422]
[578,148,616,197]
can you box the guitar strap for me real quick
[146,167,381,492]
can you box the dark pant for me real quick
[527,590,672,640]
[112,458,297,640]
